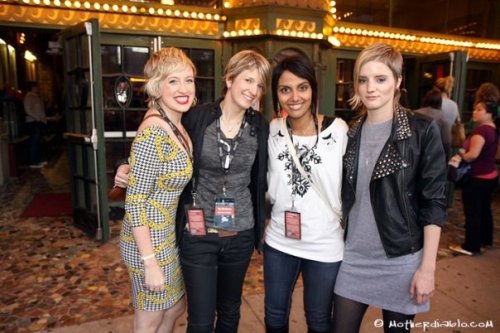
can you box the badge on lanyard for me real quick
[214,197,235,229]
[185,205,207,236]
[284,210,301,240]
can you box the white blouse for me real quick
[265,116,348,262]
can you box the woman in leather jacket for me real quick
[332,43,447,333]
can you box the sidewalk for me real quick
[42,249,499,333]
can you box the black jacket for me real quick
[176,98,269,250]
[341,106,447,258]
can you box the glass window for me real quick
[335,59,355,110]
[101,45,121,74]
[335,0,497,39]
[123,47,149,76]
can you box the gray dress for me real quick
[335,119,429,315]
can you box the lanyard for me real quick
[284,118,319,208]
[158,106,192,160]
[216,116,246,195]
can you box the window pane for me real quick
[191,49,214,77]
[196,78,214,104]
[123,47,149,76]
[104,109,123,132]
[101,45,121,74]
[126,110,145,131]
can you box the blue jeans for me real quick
[263,243,341,333]
[180,229,254,333]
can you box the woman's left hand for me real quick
[409,267,435,304]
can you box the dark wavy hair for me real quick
[271,55,318,116]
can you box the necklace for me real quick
[221,116,244,133]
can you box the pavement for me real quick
[40,248,499,333]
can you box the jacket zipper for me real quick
[400,139,415,252]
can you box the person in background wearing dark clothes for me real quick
[414,88,452,158]
[332,43,447,333]
[23,81,47,168]
[449,92,498,256]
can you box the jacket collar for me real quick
[347,104,412,141]
[344,105,411,182]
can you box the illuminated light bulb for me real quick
[44,0,51,5]
[131,6,137,13]
[290,30,297,37]
[206,13,212,20]
[174,10,180,16]
[223,31,229,37]
[93,2,100,9]
[230,31,237,37]
[283,30,290,36]
[191,12,197,18]
[304,32,310,38]
[311,32,317,38]
[214,14,220,20]
[317,33,323,39]
[84,1,91,9]
[112,4,118,11]
[166,9,172,15]
[198,13,204,19]
[64,0,71,7]
[103,3,109,10]
[223,1,231,8]
[339,26,345,33]
[157,8,163,15]
[34,0,40,5]
[253,29,260,35]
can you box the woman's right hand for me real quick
[144,259,165,292]
[114,164,131,188]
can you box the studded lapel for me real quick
[345,105,412,182]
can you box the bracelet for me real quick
[141,253,156,261]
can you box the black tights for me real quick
[332,294,416,333]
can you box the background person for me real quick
[23,81,47,168]
[332,43,447,333]
[264,55,347,333]
[120,47,196,333]
[449,98,498,256]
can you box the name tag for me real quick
[214,197,235,229]
[186,206,206,236]
[284,210,301,240]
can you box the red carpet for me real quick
[20,193,72,218]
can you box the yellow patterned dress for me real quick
[120,125,192,311]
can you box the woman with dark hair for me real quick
[332,43,447,333]
[449,97,498,256]
[264,55,348,333]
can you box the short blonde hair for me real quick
[435,76,454,97]
[350,43,403,112]
[144,47,197,109]
[222,49,271,96]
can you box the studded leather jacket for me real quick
[341,106,447,258]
